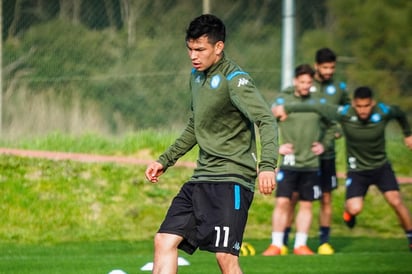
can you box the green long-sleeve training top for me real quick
[273,88,329,171]
[157,54,278,191]
[310,78,350,159]
[285,101,412,171]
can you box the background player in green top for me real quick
[274,86,412,252]
[262,64,328,256]
[282,48,350,254]
[311,48,350,254]
[145,14,278,274]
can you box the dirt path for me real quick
[0,147,411,184]
[0,147,196,168]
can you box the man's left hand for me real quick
[258,170,276,195]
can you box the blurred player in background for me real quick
[274,86,412,252]
[282,48,350,255]
[263,64,328,256]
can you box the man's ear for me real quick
[371,99,376,107]
[215,41,224,55]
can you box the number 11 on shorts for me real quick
[214,226,230,247]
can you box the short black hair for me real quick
[315,48,337,64]
[295,64,315,78]
[185,14,226,44]
[353,86,373,99]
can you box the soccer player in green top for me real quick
[281,48,350,255]
[262,64,330,256]
[311,48,350,255]
[274,86,412,252]
[145,14,278,274]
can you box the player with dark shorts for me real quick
[263,64,325,256]
[310,48,350,254]
[278,49,349,254]
[345,163,399,199]
[276,86,412,252]
[320,159,338,192]
[159,182,253,256]
[145,14,278,274]
[276,170,321,202]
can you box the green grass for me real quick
[0,131,411,273]
[1,154,411,244]
[0,238,411,274]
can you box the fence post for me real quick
[281,0,295,90]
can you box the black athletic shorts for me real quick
[158,181,254,256]
[345,162,399,199]
[319,158,338,192]
[275,169,322,201]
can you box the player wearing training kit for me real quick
[145,14,278,274]
[274,86,412,252]
[310,48,350,254]
[263,64,326,256]
[281,48,350,255]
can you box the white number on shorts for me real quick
[313,185,322,199]
[214,226,230,247]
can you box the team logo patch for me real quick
[370,113,381,123]
[320,98,327,104]
[276,170,284,182]
[276,97,285,105]
[210,75,221,89]
[326,85,336,95]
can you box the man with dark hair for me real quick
[145,14,278,274]
[312,47,350,254]
[263,64,328,256]
[281,48,350,255]
[274,86,412,252]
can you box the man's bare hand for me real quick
[279,143,294,155]
[258,170,276,195]
[311,142,325,155]
[272,105,288,121]
[145,161,164,183]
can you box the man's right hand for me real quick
[279,143,294,155]
[145,161,164,183]
[272,105,288,121]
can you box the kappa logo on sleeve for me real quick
[195,75,202,83]
[237,78,249,87]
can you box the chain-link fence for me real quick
[3,0,412,138]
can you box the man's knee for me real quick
[154,233,181,250]
[384,190,403,208]
[346,198,363,215]
[215,252,240,271]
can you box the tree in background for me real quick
[328,0,412,107]
[2,0,411,137]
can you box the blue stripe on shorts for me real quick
[234,184,240,210]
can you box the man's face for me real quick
[352,97,375,120]
[315,62,336,81]
[186,35,224,72]
[294,74,313,97]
